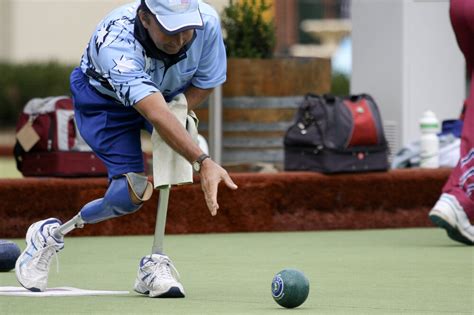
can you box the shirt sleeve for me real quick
[92,24,159,106]
[191,17,227,89]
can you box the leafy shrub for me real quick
[0,62,75,126]
[221,0,276,58]
[330,72,350,96]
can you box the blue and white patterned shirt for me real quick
[80,0,226,106]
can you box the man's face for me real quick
[140,11,194,55]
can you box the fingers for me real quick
[201,163,238,216]
[203,179,219,216]
[223,173,238,190]
[207,199,218,216]
[208,183,219,216]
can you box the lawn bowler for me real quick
[15,0,237,297]
[428,0,474,245]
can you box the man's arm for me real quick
[184,85,213,110]
[134,92,237,215]
[136,92,202,162]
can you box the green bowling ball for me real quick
[271,268,310,308]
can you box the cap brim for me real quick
[155,9,203,35]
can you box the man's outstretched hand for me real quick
[199,158,238,216]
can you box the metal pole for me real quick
[208,85,222,164]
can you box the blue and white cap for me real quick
[144,0,204,34]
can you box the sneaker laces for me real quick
[152,257,180,282]
[36,245,60,274]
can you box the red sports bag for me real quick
[14,96,108,177]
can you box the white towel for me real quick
[152,93,199,188]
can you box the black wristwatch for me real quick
[192,154,210,172]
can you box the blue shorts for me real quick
[70,67,152,178]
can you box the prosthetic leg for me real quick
[54,172,153,238]
[134,94,195,297]
[133,184,186,298]
[152,185,171,254]
[16,172,153,292]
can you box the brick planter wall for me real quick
[0,169,450,238]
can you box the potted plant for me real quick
[220,0,331,97]
[222,0,276,59]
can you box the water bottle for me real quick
[419,110,440,168]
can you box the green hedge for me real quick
[0,62,75,126]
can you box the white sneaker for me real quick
[429,193,474,245]
[133,254,185,298]
[15,218,64,291]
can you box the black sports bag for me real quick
[284,94,389,173]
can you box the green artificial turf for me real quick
[0,158,22,179]
[0,228,472,314]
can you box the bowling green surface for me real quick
[0,228,472,314]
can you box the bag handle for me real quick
[304,93,319,99]
[323,94,337,104]
[298,94,328,148]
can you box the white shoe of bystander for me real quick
[429,193,474,245]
